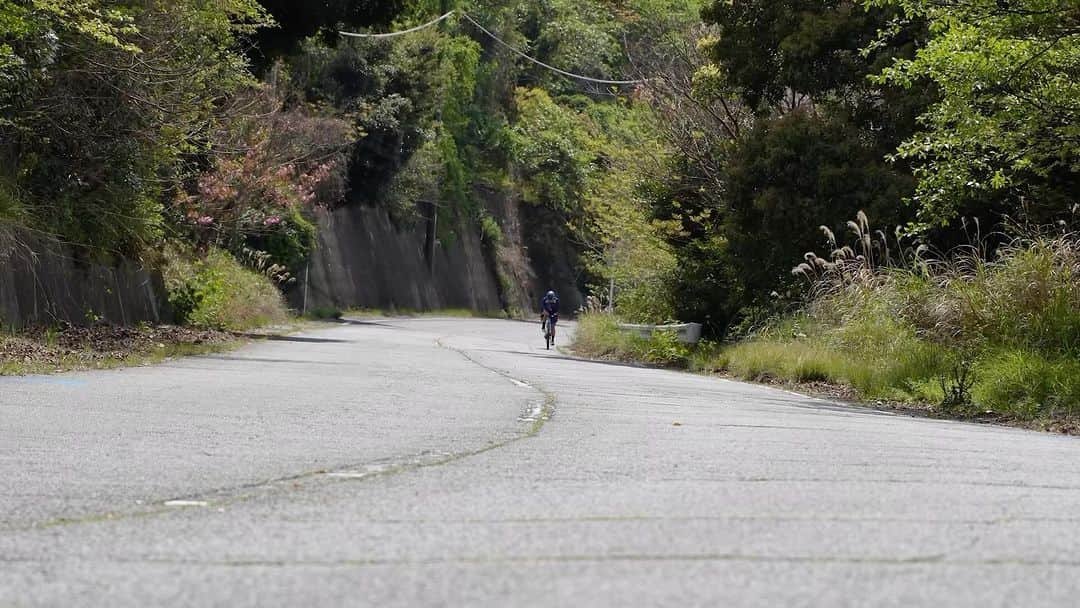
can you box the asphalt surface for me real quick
[3,317,1080,606]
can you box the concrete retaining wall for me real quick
[0,197,574,328]
[292,204,503,313]
[0,228,169,328]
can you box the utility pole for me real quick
[302,261,310,316]
[426,201,437,272]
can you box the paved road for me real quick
[3,318,1080,606]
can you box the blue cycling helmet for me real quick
[546,290,556,298]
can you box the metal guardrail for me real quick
[617,322,703,345]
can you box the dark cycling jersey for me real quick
[541,296,560,316]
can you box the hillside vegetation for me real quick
[1,0,697,327]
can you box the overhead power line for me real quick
[458,13,644,86]
[338,11,456,39]
[338,11,645,86]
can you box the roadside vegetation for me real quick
[570,0,1080,430]
[162,248,290,332]
[576,225,1080,426]
[573,315,693,368]
[774,226,1080,419]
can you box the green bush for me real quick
[635,328,690,366]
[573,313,688,367]
[716,233,1077,418]
[163,247,289,331]
[306,306,343,320]
[613,278,678,325]
[479,212,503,245]
[573,314,628,359]
[246,204,317,275]
[974,351,1080,419]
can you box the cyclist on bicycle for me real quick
[541,290,560,344]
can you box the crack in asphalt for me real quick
[434,336,557,435]
[1,332,555,535]
[264,513,1080,526]
[640,477,1080,491]
[11,552,1080,569]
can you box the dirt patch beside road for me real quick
[0,324,236,375]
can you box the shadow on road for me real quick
[518,351,660,370]
[237,334,353,344]
[197,354,357,366]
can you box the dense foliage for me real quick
[869,0,1080,227]
[1,0,272,254]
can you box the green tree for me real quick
[721,110,913,307]
[1,0,272,254]
[640,0,928,335]
[508,87,595,212]
[868,0,1080,227]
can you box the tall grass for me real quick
[577,216,1080,422]
[760,220,1080,419]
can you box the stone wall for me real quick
[0,228,169,328]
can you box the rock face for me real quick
[483,185,584,317]
[0,228,169,329]
[292,203,504,314]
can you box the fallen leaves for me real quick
[0,324,232,373]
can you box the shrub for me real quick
[307,306,343,320]
[613,277,678,325]
[973,351,1080,419]
[479,212,503,245]
[163,247,288,331]
[635,328,690,366]
[573,313,689,367]
[573,314,627,359]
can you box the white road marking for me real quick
[164,500,208,507]
[326,464,392,479]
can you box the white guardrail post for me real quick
[616,322,703,345]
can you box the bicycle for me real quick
[541,313,558,350]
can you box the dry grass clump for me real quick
[781,216,1080,418]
